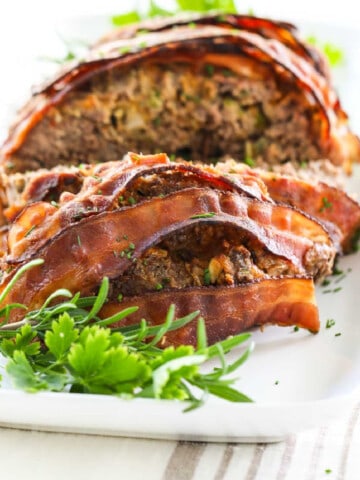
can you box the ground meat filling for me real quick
[116,171,231,207]
[108,223,299,300]
[13,61,324,171]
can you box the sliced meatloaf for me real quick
[0,153,340,345]
[1,14,359,177]
[0,153,358,257]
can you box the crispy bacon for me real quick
[5,185,334,268]
[222,163,360,253]
[100,278,320,346]
[259,172,360,253]
[1,184,334,323]
[96,13,328,77]
[5,154,273,259]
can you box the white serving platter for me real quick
[0,14,359,442]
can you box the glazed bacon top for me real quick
[215,161,360,254]
[1,16,359,172]
[95,13,328,77]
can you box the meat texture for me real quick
[1,14,359,177]
[0,153,346,345]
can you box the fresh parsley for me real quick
[111,0,237,27]
[306,36,344,68]
[0,260,254,410]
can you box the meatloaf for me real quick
[0,153,342,345]
[1,14,359,177]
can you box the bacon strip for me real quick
[6,156,272,259]
[100,277,320,346]
[226,165,360,253]
[1,187,334,322]
[96,12,327,77]
[260,173,360,253]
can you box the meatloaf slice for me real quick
[1,153,358,258]
[0,153,337,345]
[1,16,358,177]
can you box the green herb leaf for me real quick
[190,212,216,219]
[0,324,40,357]
[68,325,151,394]
[148,0,173,17]
[306,36,344,67]
[111,11,141,27]
[325,318,336,329]
[152,354,206,398]
[6,351,47,392]
[320,197,333,212]
[45,313,79,361]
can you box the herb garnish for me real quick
[120,242,136,260]
[320,197,333,212]
[306,36,344,67]
[203,268,211,286]
[205,64,215,77]
[243,157,255,167]
[0,260,253,409]
[111,1,237,27]
[190,212,216,219]
[24,225,36,237]
[119,46,132,55]
[326,319,335,329]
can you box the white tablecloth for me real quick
[0,1,360,478]
[1,402,360,480]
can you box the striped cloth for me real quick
[0,401,359,479]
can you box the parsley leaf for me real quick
[45,313,79,361]
[111,11,141,26]
[110,0,238,28]
[6,351,48,392]
[306,36,344,68]
[0,261,253,410]
[69,326,151,394]
[0,324,40,357]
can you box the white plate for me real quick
[0,242,359,443]
[0,15,360,443]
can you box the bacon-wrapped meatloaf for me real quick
[2,153,356,346]
[1,14,359,176]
